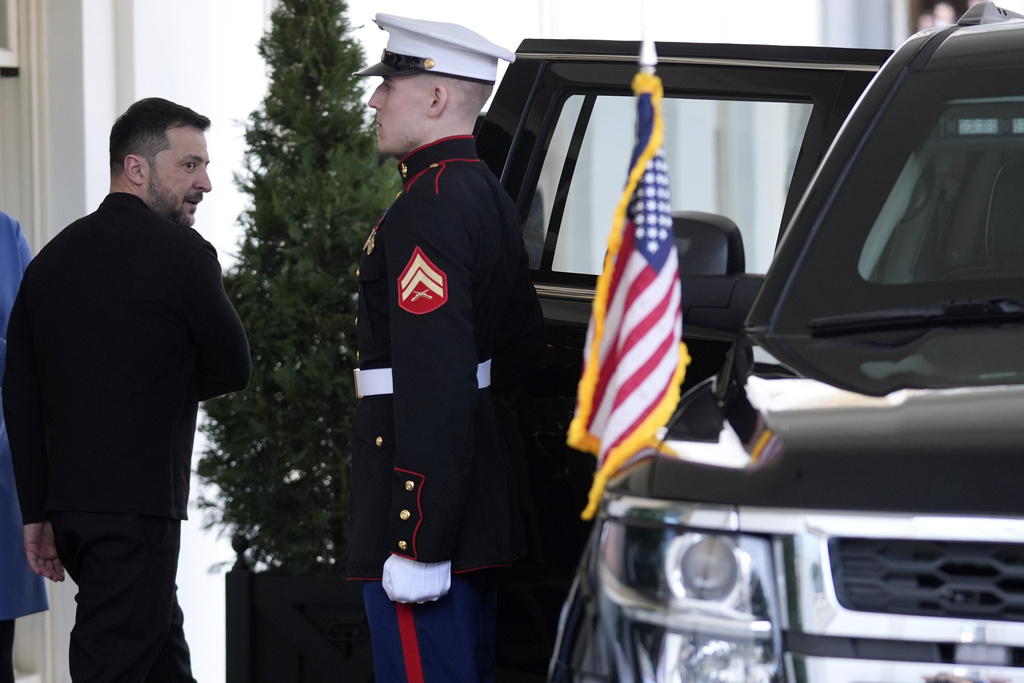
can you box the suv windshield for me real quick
[859,97,1024,285]
[755,64,1024,396]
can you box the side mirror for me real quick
[673,211,763,336]
[673,210,745,276]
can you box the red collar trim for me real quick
[398,135,475,163]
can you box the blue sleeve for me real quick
[0,211,32,387]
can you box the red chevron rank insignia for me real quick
[398,246,447,314]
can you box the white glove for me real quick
[382,554,452,604]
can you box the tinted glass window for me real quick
[761,68,1024,395]
[859,97,1024,285]
[774,69,1024,322]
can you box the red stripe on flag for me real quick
[591,280,660,412]
[589,232,656,402]
[596,283,665,424]
[619,274,674,361]
[588,254,676,442]
[602,336,676,444]
[612,331,675,413]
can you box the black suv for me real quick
[521,3,1024,682]
[474,15,899,683]
[217,4,1024,682]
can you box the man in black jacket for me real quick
[4,98,251,682]
[350,14,543,682]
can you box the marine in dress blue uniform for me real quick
[349,14,543,682]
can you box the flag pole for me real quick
[640,0,657,72]
[640,38,657,73]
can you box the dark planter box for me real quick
[226,566,374,683]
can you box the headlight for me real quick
[597,521,781,683]
[671,534,739,601]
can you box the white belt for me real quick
[354,359,492,398]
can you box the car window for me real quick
[859,97,1024,284]
[525,93,812,276]
[764,69,1024,334]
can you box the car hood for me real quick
[608,377,1024,515]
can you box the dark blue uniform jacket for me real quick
[347,135,543,579]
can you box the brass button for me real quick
[424,58,435,69]
[400,510,411,520]
[405,481,415,491]
[398,540,408,550]
[375,436,383,447]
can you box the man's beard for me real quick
[147,173,194,226]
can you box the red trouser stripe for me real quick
[396,602,425,683]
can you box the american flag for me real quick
[567,69,690,520]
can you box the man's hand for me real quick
[24,521,65,582]
[382,554,451,604]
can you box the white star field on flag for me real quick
[631,150,673,264]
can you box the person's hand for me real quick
[382,554,451,604]
[24,521,65,582]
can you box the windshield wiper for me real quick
[809,297,1024,336]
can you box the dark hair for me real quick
[108,97,210,173]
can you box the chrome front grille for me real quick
[830,538,1024,622]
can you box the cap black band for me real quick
[380,50,429,72]
[355,48,495,84]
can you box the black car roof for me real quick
[923,18,1024,72]
[514,38,889,70]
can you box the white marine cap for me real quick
[355,14,515,84]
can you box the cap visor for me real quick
[354,61,421,78]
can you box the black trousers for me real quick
[0,619,13,683]
[51,512,195,683]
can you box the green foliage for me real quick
[196,0,398,576]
